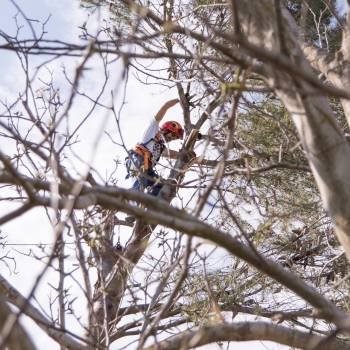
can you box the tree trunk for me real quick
[87,130,198,345]
[236,0,350,262]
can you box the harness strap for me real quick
[153,133,161,143]
[131,133,165,170]
[133,144,151,169]
[143,133,162,146]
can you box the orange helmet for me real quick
[160,121,184,140]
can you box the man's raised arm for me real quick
[154,99,179,121]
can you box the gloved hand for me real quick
[189,151,196,160]
[185,93,196,101]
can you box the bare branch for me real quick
[143,322,350,350]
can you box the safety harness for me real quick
[129,133,166,170]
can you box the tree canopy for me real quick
[1,0,350,349]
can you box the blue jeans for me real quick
[126,154,163,196]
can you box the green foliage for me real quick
[194,75,350,326]
[79,0,132,39]
[282,0,342,52]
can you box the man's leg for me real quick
[146,169,163,196]
[126,155,147,224]
[126,164,163,223]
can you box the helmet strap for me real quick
[161,130,173,143]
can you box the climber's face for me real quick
[164,132,177,143]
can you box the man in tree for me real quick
[125,98,191,223]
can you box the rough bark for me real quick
[234,0,350,265]
[300,29,350,125]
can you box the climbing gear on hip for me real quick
[115,242,123,250]
[126,133,166,173]
[132,144,152,170]
[124,157,131,175]
[125,215,136,224]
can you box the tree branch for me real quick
[143,322,350,350]
[0,274,96,350]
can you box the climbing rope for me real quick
[114,215,123,251]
